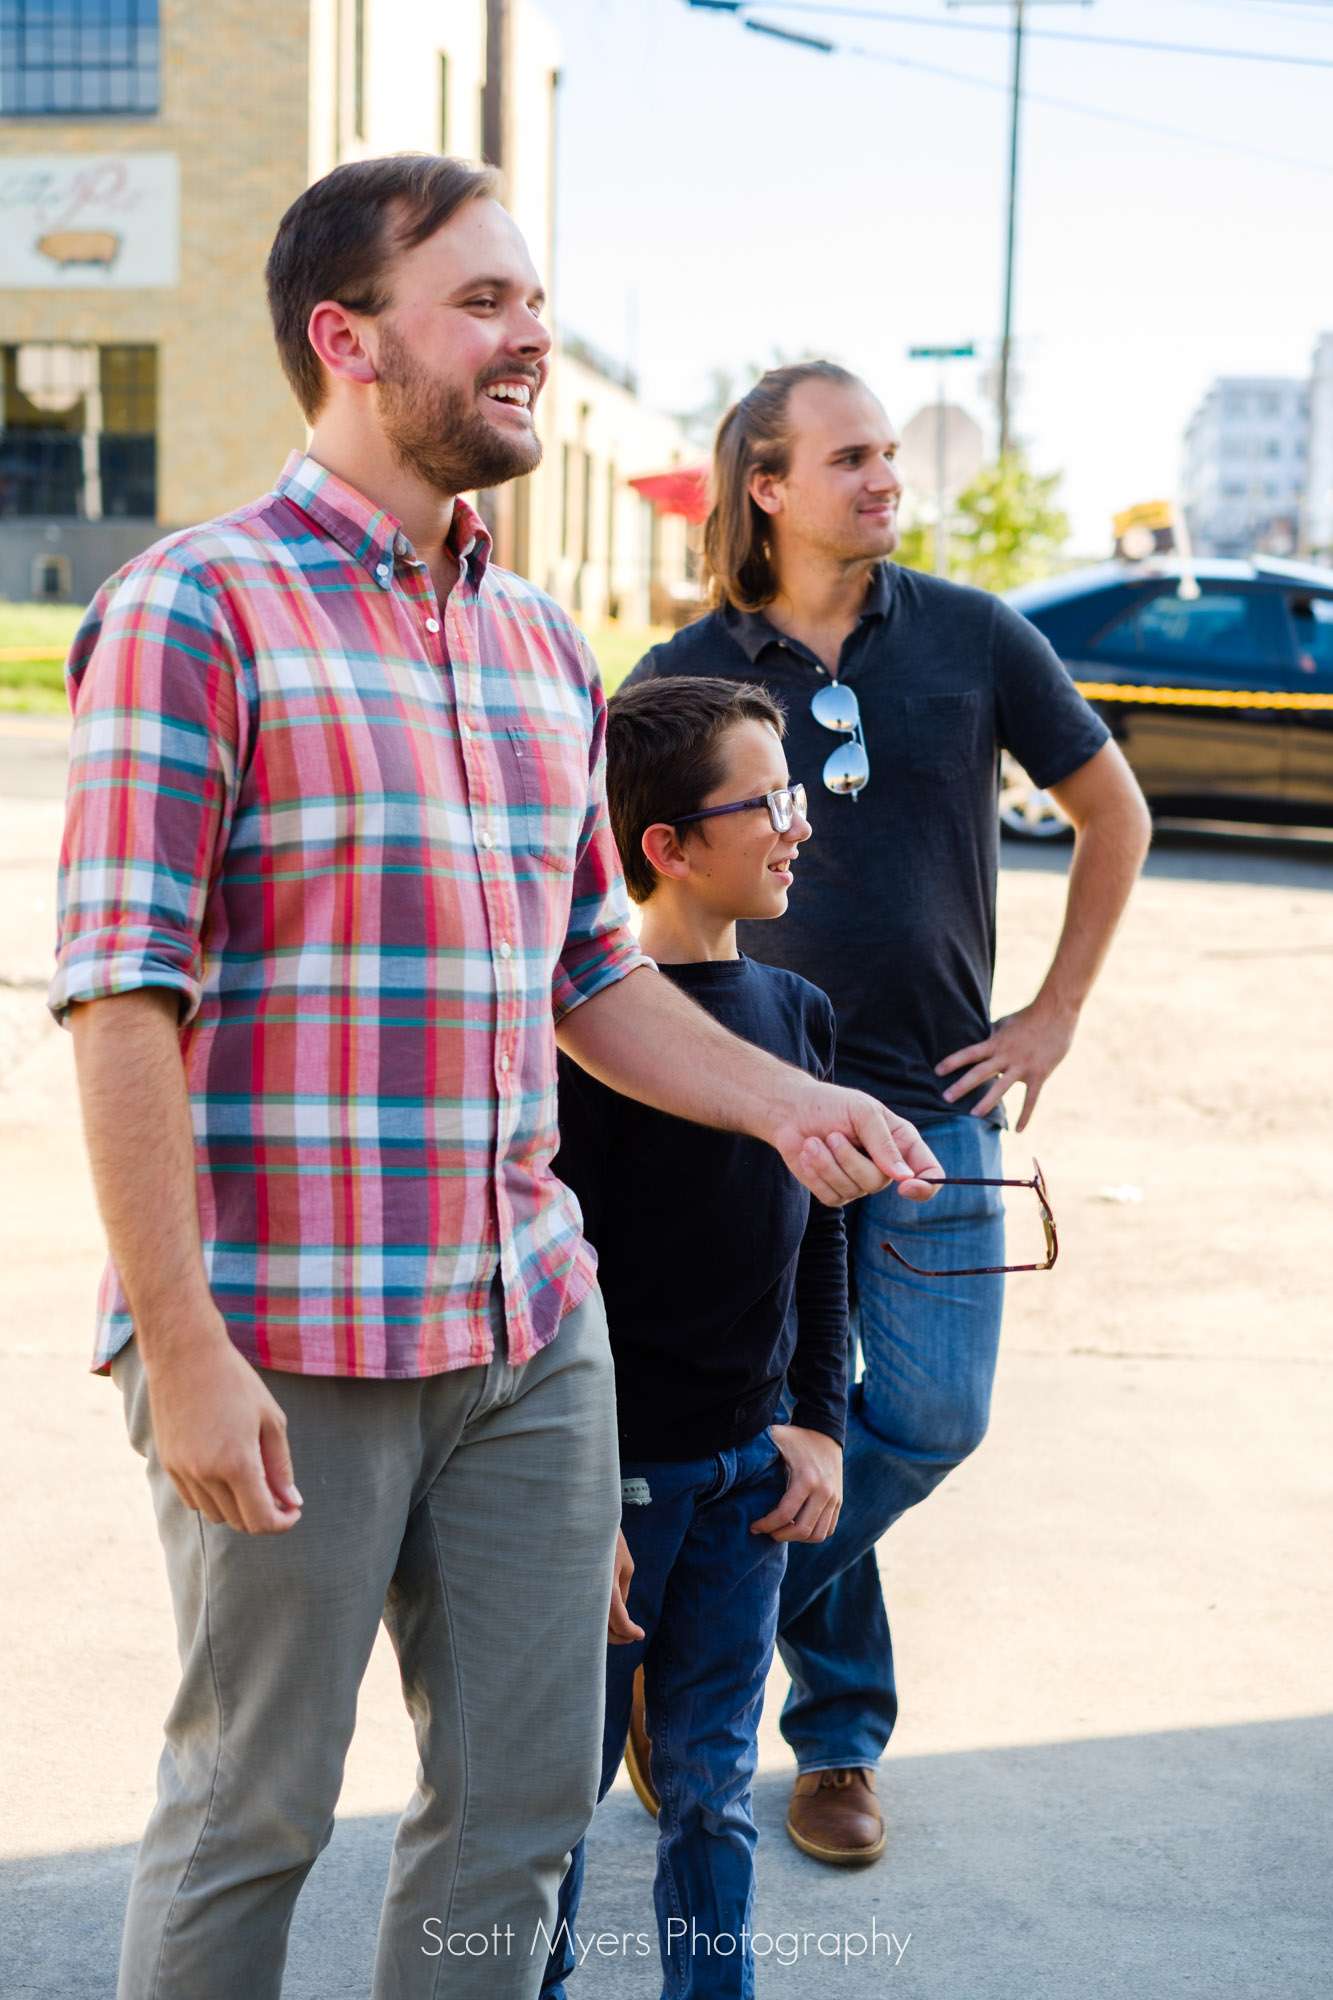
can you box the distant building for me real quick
[1182,376,1308,559]
[0,0,689,624]
[545,333,694,629]
[1304,334,1333,562]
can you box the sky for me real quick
[536,0,1333,553]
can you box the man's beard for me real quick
[374,325,542,495]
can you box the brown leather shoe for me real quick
[786,1768,886,1865]
[624,1664,659,1817]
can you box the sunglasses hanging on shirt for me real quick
[811,682,869,799]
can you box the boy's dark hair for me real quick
[607,676,787,904]
[265,154,502,421]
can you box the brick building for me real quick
[0,0,691,622]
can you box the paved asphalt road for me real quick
[2,727,1330,1998]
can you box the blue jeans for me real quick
[540,1431,790,2000]
[776,1117,1005,1772]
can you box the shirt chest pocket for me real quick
[491,723,587,874]
[904,691,984,781]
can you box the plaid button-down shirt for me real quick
[52,451,643,1378]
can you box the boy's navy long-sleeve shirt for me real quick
[554,955,848,1462]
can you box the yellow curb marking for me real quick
[1074,681,1333,712]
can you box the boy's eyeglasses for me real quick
[672,782,808,835]
[811,682,869,799]
[880,1160,1058,1278]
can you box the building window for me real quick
[32,549,72,599]
[353,0,365,138]
[580,449,593,566]
[99,343,156,515]
[0,0,159,116]
[0,342,156,518]
[560,442,571,558]
[438,50,448,151]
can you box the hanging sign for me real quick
[0,153,180,288]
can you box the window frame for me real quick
[0,0,161,119]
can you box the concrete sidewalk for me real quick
[2,791,1331,1997]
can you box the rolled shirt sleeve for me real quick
[50,557,245,1027]
[550,638,643,1021]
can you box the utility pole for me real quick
[998,0,1024,460]
[951,0,1090,459]
[482,0,509,170]
[480,0,515,567]
[908,343,975,575]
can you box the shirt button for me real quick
[499,1053,511,1073]
[375,562,390,581]
[499,940,512,960]
[478,828,492,849]
[425,617,440,633]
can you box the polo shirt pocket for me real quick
[904,691,982,780]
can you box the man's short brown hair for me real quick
[606,676,786,904]
[265,154,502,421]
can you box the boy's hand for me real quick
[752,1426,843,1543]
[608,1528,645,1644]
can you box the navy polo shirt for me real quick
[625,562,1109,1128]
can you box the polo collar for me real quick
[273,451,493,591]
[722,560,895,663]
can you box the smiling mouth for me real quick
[481,380,533,408]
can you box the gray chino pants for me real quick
[111,1285,620,2000]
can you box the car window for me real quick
[1088,590,1289,672]
[1289,596,1333,675]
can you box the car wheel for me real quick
[998,756,1074,841]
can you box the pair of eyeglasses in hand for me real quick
[881,1159,1057,1277]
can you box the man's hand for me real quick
[557,968,944,1208]
[144,1312,304,1535]
[935,999,1077,1132]
[751,1426,843,1543]
[608,1528,645,1644]
[770,1079,943,1207]
[934,740,1150,1132]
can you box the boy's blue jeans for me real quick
[540,1431,790,2000]
[777,1117,1006,1772]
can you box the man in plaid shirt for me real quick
[54,156,940,2000]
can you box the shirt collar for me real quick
[273,450,493,591]
[721,559,895,663]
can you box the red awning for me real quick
[627,466,711,524]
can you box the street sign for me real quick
[898,403,985,503]
[908,345,976,360]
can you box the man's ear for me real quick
[306,300,380,390]
[749,466,785,518]
[640,822,693,884]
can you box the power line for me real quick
[833,33,1333,177]
[741,1,1333,69]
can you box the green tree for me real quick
[892,519,934,573]
[946,451,1071,593]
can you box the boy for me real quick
[541,677,849,2000]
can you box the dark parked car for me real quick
[1001,556,1333,837]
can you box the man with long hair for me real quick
[627,361,1150,1865]
[53,186,940,1998]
